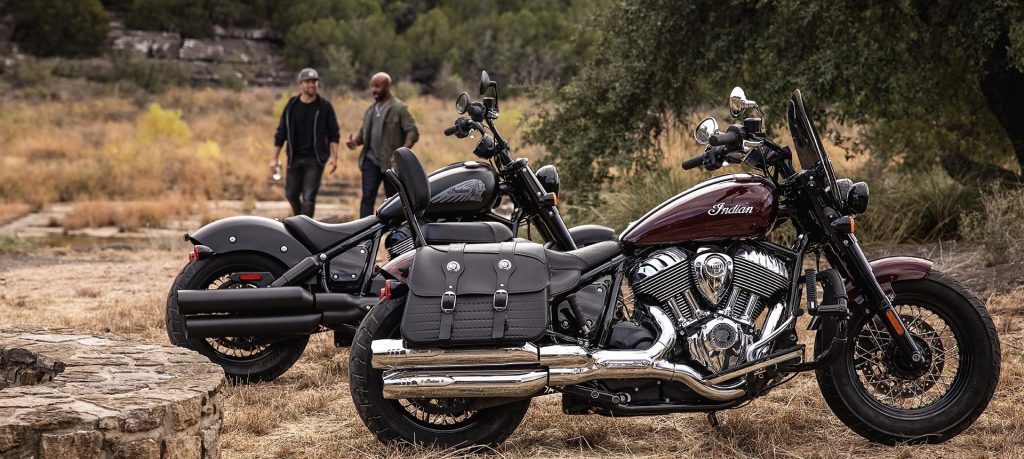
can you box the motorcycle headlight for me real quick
[848,181,869,214]
[535,165,560,195]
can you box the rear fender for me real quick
[187,216,312,267]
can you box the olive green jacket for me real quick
[355,97,420,172]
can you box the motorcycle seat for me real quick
[283,215,381,253]
[546,240,622,270]
[546,240,622,296]
[421,222,514,244]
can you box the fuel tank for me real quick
[619,174,777,246]
[378,161,499,220]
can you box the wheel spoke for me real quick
[851,303,961,410]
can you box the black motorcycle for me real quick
[167,71,614,382]
[349,87,1000,448]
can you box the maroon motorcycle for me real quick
[348,87,1000,448]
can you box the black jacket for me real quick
[274,95,341,165]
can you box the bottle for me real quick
[272,165,282,181]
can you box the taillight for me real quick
[238,273,263,281]
[380,280,394,300]
[190,245,213,261]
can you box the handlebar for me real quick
[709,129,740,147]
[681,154,704,170]
[444,117,487,138]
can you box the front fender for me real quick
[845,256,934,306]
[816,256,934,353]
[187,216,312,267]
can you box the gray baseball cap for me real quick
[297,68,319,82]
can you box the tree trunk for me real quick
[972,31,1024,185]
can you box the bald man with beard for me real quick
[345,72,420,217]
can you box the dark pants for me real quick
[360,159,397,217]
[285,157,325,218]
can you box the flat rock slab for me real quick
[0,327,224,458]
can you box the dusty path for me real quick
[0,242,1022,458]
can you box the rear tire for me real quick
[166,252,309,383]
[816,270,1000,444]
[349,297,531,448]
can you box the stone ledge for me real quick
[0,326,224,459]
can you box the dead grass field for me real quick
[0,243,1021,458]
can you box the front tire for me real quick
[349,297,531,448]
[816,270,1000,444]
[166,252,309,383]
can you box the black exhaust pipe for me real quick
[178,286,315,314]
[179,287,375,337]
[185,313,322,338]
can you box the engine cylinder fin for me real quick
[632,261,693,303]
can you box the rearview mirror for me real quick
[479,71,491,96]
[729,86,757,118]
[694,117,718,145]
[455,92,469,114]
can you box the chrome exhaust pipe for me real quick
[375,308,802,401]
[382,369,548,399]
[372,341,539,368]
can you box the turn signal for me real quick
[830,216,855,234]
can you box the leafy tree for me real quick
[10,0,109,57]
[529,0,1024,199]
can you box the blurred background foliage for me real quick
[5,0,608,94]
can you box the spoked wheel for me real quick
[817,270,1000,444]
[349,297,531,449]
[166,253,310,383]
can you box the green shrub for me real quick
[4,58,55,88]
[961,187,1024,265]
[10,0,109,57]
[855,167,980,243]
[0,235,39,255]
[111,52,188,93]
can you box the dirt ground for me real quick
[1,240,1022,458]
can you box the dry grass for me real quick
[62,196,194,232]
[3,84,544,219]
[0,246,1022,458]
[0,202,31,225]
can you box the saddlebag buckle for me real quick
[440,291,457,313]
[493,289,508,311]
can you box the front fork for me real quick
[833,234,927,367]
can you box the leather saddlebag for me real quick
[401,241,550,346]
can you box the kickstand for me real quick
[707,411,721,429]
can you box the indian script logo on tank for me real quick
[707,202,754,216]
[431,179,486,204]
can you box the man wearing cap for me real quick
[272,68,341,218]
[345,72,420,217]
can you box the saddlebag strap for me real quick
[492,241,517,339]
[439,243,466,340]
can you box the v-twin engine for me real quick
[629,245,792,373]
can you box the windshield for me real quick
[787,89,840,203]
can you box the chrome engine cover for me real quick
[692,252,733,305]
[687,317,751,374]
